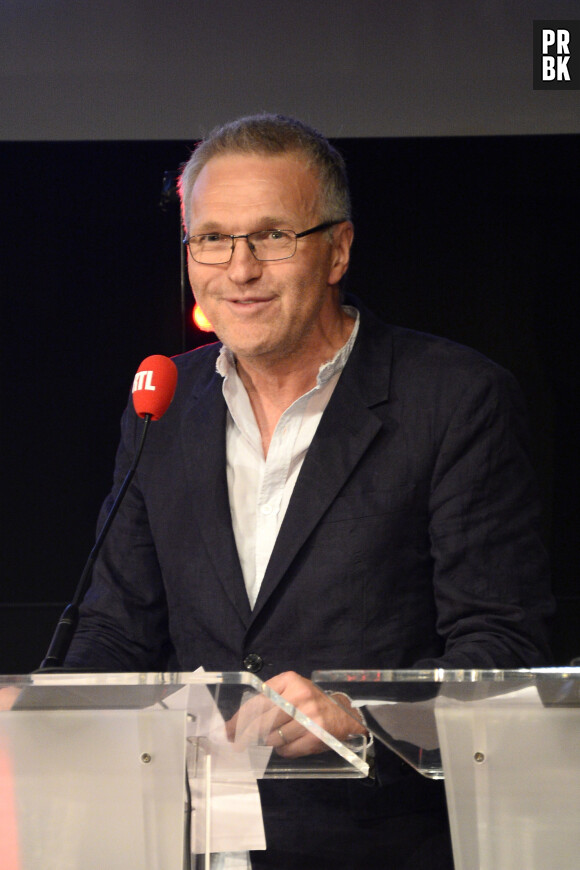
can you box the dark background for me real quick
[1,134,577,673]
[3,1,579,141]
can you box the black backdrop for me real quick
[1,135,578,672]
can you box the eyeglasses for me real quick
[183,220,344,265]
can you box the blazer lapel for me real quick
[179,368,253,626]
[251,311,394,620]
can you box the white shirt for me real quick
[212,307,359,869]
[217,307,359,608]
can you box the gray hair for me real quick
[178,113,351,233]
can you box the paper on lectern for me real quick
[155,673,268,855]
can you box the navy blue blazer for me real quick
[66,302,553,866]
[68,303,552,676]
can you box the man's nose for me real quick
[226,236,263,281]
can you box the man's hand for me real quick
[227,670,367,758]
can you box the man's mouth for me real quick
[227,296,274,306]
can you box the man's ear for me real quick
[328,221,354,286]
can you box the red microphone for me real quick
[132,354,178,420]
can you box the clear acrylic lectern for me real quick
[0,671,369,870]
[313,667,580,870]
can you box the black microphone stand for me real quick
[39,414,153,670]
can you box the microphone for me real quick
[132,354,178,420]
[39,355,178,670]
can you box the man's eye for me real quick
[264,230,291,241]
[200,233,224,243]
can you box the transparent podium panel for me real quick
[313,668,580,870]
[0,671,369,870]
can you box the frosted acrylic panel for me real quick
[0,671,369,869]
[436,687,580,870]
[0,709,186,870]
[313,669,580,870]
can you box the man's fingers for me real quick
[225,671,366,758]
[226,693,292,745]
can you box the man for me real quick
[66,114,554,868]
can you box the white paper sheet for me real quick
[156,672,268,856]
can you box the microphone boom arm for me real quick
[39,414,153,670]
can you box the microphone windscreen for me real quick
[132,355,178,420]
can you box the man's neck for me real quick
[235,307,355,456]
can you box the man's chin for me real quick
[216,326,282,359]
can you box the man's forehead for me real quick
[189,151,320,222]
[192,151,316,191]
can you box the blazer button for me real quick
[243,653,264,673]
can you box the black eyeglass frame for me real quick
[183,219,345,264]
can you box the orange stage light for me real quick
[192,303,214,333]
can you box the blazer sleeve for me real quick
[419,362,554,668]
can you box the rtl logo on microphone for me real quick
[133,370,156,392]
[533,21,579,89]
